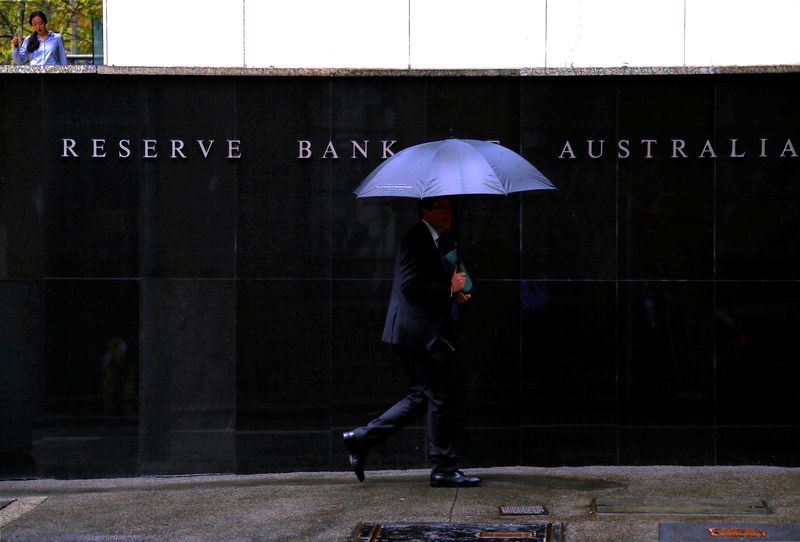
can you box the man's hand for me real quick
[12,36,20,48]
[450,269,466,293]
[456,292,471,305]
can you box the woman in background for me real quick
[11,11,67,65]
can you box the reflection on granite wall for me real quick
[1,73,798,478]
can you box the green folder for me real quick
[443,250,473,293]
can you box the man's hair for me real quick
[418,196,451,216]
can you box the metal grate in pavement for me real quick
[353,522,563,542]
[499,505,549,516]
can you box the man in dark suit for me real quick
[343,196,481,488]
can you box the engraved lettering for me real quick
[61,138,78,158]
[699,139,717,158]
[118,139,131,158]
[227,139,242,159]
[730,138,746,158]
[588,139,605,159]
[197,140,214,158]
[143,139,158,159]
[298,140,312,159]
[618,139,630,159]
[171,140,187,159]
[781,138,797,158]
[59,137,241,159]
[672,139,688,158]
[322,141,339,159]
[92,139,106,158]
[641,139,657,159]
[382,140,397,158]
[351,140,369,159]
[558,140,576,159]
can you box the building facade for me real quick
[2,69,799,477]
[2,1,799,478]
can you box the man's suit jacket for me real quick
[382,221,454,351]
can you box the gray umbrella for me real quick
[353,138,555,198]
[353,138,556,278]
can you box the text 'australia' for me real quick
[559,138,798,159]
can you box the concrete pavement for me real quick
[2,466,799,541]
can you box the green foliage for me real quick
[1,0,102,64]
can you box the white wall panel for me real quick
[246,0,408,69]
[685,0,800,66]
[409,0,546,69]
[105,0,244,67]
[546,0,685,67]
[103,0,799,69]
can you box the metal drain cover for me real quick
[353,522,563,542]
[499,505,549,516]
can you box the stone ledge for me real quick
[0,64,96,74]
[1,64,799,76]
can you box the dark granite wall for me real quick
[1,73,798,477]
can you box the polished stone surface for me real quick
[2,72,799,478]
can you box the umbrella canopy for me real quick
[353,138,555,198]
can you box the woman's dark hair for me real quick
[26,11,48,54]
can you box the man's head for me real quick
[420,197,453,234]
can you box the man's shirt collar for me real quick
[421,219,439,244]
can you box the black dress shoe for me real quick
[430,470,481,488]
[342,431,366,482]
